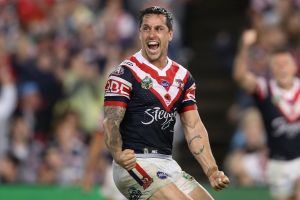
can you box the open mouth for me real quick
[147,41,159,51]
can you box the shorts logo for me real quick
[182,171,194,181]
[157,171,168,179]
[141,76,153,89]
[128,187,142,200]
[111,66,124,76]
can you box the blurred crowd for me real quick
[0,1,190,197]
[4,0,299,196]
[224,0,300,187]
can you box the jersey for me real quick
[104,51,197,155]
[253,77,300,160]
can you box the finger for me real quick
[212,178,227,191]
[222,176,230,184]
[125,163,136,171]
[216,181,227,189]
[123,149,135,154]
[125,160,136,170]
[213,184,222,191]
[211,179,222,191]
[123,157,136,166]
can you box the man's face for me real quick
[270,52,297,87]
[139,14,173,65]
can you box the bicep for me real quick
[104,106,126,127]
[180,110,202,136]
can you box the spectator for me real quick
[0,65,17,158]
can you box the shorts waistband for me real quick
[135,153,172,159]
[133,147,171,155]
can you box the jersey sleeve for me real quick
[178,72,198,113]
[104,65,133,107]
[253,76,268,102]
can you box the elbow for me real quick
[232,69,245,86]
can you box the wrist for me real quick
[206,166,218,178]
[112,150,122,162]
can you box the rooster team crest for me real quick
[141,76,153,89]
[175,79,184,90]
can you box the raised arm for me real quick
[180,110,229,190]
[103,106,136,170]
[233,29,258,93]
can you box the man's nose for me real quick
[148,29,156,38]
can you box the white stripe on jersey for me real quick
[121,59,188,108]
[269,78,300,122]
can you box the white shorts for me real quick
[112,154,201,200]
[266,157,300,198]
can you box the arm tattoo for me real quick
[188,135,202,146]
[192,145,205,156]
[104,106,126,153]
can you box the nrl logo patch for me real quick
[141,76,153,89]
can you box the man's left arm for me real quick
[180,110,230,190]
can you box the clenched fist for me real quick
[208,169,230,191]
[115,149,136,171]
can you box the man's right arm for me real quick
[103,106,136,170]
[233,29,258,93]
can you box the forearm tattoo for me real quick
[104,106,126,153]
[192,145,205,156]
[188,135,202,146]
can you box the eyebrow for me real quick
[141,24,166,28]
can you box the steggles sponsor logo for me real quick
[272,117,300,138]
[141,107,176,130]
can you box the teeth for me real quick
[148,41,159,45]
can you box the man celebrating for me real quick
[104,6,229,200]
[233,29,300,200]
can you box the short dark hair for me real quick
[138,6,173,31]
[270,46,290,56]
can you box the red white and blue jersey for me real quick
[254,77,300,160]
[104,51,197,155]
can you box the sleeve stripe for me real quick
[182,99,196,103]
[179,104,197,113]
[105,93,130,99]
[104,101,128,107]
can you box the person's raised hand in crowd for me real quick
[241,29,257,48]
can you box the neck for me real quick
[278,80,294,90]
[150,58,168,69]
[141,51,168,69]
